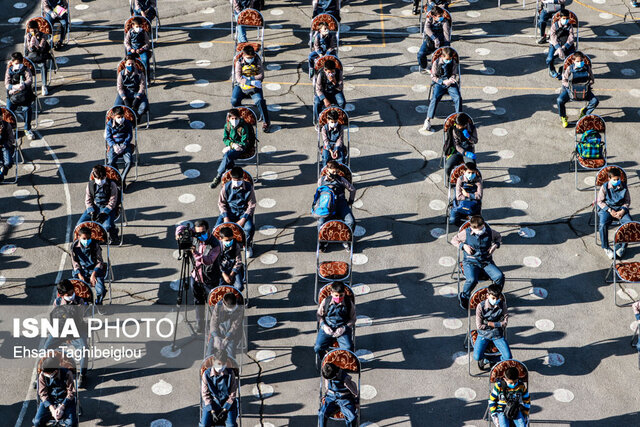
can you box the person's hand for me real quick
[237,217,247,227]
[224,217,230,224]
[323,99,331,108]
[90,271,97,286]
[322,324,333,335]
[222,272,231,284]
[77,273,86,282]
[333,326,346,337]
[434,38,441,49]
[240,78,247,86]
[222,146,231,154]
[49,405,57,418]
[331,150,338,159]
[487,321,495,328]
[231,143,241,151]
[557,48,565,60]
[488,243,498,255]
[463,244,475,255]
[461,189,469,198]
[54,404,64,420]
[210,411,219,423]
[96,212,107,223]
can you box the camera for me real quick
[176,227,194,251]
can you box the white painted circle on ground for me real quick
[350,124,359,132]
[506,174,521,184]
[39,119,55,128]
[406,26,420,34]
[343,65,355,72]
[429,199,446,211]
[44,97,59,106]
[170,280,180,291]
[352,284,370,295]
[592,0,605,3]
[354,225,366,237]
[178,194,196,204]
[407,46,420,54]
[630,320,639,331]
[402,9,413,16]
[202,7,215,13]
[529,287,548,299]
[259,198,276,208]
[431,228,446,239]
[261,171,278,180]
[252,383,274,398]
[13,189,30,198]
[199,42,213,48]
[535,319,555,331]
[621,68,636,76]
[410,65,420,73]
[266,45,281,51]
[194,79,209,87]
[196,59,211,67]
[613,50,628,57]
[483,86,499,95]
[151,419,172,427]
[443,318,463,329]
[467,11,482,18]
[266,64,281,72]
[599,12,613,19]
[439,256,456,267]
[261,145,277,154]
[353,254,369,265]
[427,173,442,184]
[1,245,17,255]
[553,389,575,403]
[339,45,352,52]
[185,144,202,152]
[356,349,374,362]
[475,47,490,55]
[160,345,182,358]
[200,22,214,28]
[8,17,21,24]
[258,285,278,295]
[343,83,356,92]
[491,107,506,116]
[256,350,276,363]
[498,150,514,159]
[455,387,476,402]
[266,104,281,112]
[190,100,206,109]
[544,353,565,367]
[413,85,430,96]
[55,56,69,65]
[75,4,89,10]
[265,83,281,91]
[269,24,283,30]
[270,8,284,15]
[350,147,361,157]
[353,199,363,208]
[22,163,39,172]
[439,286,457,298]
[360,385,377,400]
[258,316,277,328]
[7,216,24,226]
[189,121,205,129]
[415,105,428,113]
[584,176,596,186]
[151,380,173,395]
[512,200,529,210]
[259,225,278,236]
[0,276,5,286]
[606,29,619,36]
[13,2,27,8]
[492,127,508,136]
[422,150,439,160]
[630,89,640,97]
[519,227,536,238]
[524,256,542,268]
[617,288,639,300]
[1,36,13,44]
[260,254,278,265]
[341,24,351,32]
[480,67,495,75]
[453,351,469,365]
[345,103,355,112]
[183,169,200,179]
[357,315,373,327]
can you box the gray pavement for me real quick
[1,0,640,425]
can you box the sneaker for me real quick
[342,242,350,251]
[458,294,469,310]
[41,86,48,96]
[25,130,35,140]
[604,248,614,259]
[549,69,559,79]
[537,36,547,44]
[578,107,587,119]
[246,245,253,258]
[632,0,639,7]
[421,118,432,131]
[412,5,419,15]
[262,123,271,133]
[209,176,221,189]
[560,116,569,128]
[96,304,107,315]
[418,67,429,75]
[477,358,491,371]
[615,246,625,258]
[319,243,328,253]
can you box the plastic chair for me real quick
[0,108,21,184]
[23,17,58,88]
[319,349,361,425]
[116,58,150,128]
[309,13,341,51]
[124,16,156,82]
[607,222,640,307]
[104,106,139,182]
[73,221,114,302]
[591,165,627,246]
[317,106,350,177]
[315,220,354,303]
[571,114,606,191]
[235,41,263,62]
[484,359,530,426]
[199,354,243,426]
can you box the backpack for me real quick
[311,185,336,219]
[458,199,481,215]
[576,130,603,159]
[89,179,121,210]
[500,380,523,420]
[226,121,256,151]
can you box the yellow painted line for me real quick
[573,0,639,20]
[379,0,387,47]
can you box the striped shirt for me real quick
[488,380,530,416]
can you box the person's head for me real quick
[28,20,39,35]
[559,9,570,25]
[92,164,107,183]
[212,350,227,373]
[242,45,256,63]
[573,52,585,69]
[124,54,137,72]
[227,108,241,127]
[318,22,330,37]
[486,284,502,306]
[503,367,520,388]
[469,215,486,234]
[432,6,444,18]
[57,279,74,296]
[112,106,125,125]
[464,163,478,180]
[219,226,235,248]
[324,59,336,76]
[455,113,470,129]
[10,52,23,69]
[325,160,340,177]
[327,110,339,128]
[321,362,339,379]
[194,220,209,242]
[329,281,345,303]
[79,227,92,247]
[441,47,454,62]
[41,357,59,377]
[608,168,622,186]
[132,17,144,33]
[230,166,244,183]
[222,292,238,312]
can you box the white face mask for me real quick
[115,117,124,125]
[560,19,568,26]
[12,63,23,71]
[229,119,240,128]
[473,227,486,235]
[63,293,75,302]
[320,29,329,37]
[95,178,106,186]
[213,362,224,372]
[487,297,498,305]
[133,27,142,33]
[244,57,254,64]
[231,179,242,187]
[328,121,337,128]
[465,172,476,180]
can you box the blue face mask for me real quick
[443,59,452,64]
[466,173,476,181]
[506,382,517,389]
[438,16,444,22]
[126,65,133,72]
[197,232,209,242]
[224,239,234,248]
[611,179,620,187]
[80,238,91,247]
[574,61,584,69]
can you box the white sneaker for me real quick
[25,130,35,140]
[41,86,48,96]
[604,248,614,259]
[246,246,253,258]
[616,246,625,258]
[421,118,432,131]
[342,242,350,250]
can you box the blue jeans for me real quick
[314,326,353,355]
[495,411,527,427]
[1,145,15,171]
[538,9,551,34]
[200,402,238,427]
[546,43,575,72]
[598,208,632,250]
[417,35,447,69]
[427,83,461,119]
[317,197,355,231]
[45,11,68,41]
[449,200,480,226]
[318,392,357,427]
[461,261,504,299]
[215,148,243,178]
[309,51,321,76]
[234,12,247,43]
[557,86,598,118]
[313,92,345,122]
[322,147,346,167]
[216,213,254,246]
[44,335,88,375]
[77,207,117,235]
[473,335,512,361]
[33,400,77,426]
[230,86,270,125]
[114,92,148,118]
[73,268,106,304]
[5,97,33,131]
[107,144,133,183]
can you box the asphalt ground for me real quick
[1,0,640,425]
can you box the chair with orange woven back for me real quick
[0,107,20,184]
[485,359,531,426]
[205,286,246,361]
[72,221,113,307]
[199,351,242,427]
[446,162,483,239]
[315,162,355,242]
[606,222,640,307]
[592,166,631,259]
[309,14,340,79]
[572,114,606,190]
[213,220,249,295]
[315,221,353,303]
[319,349,360,427]
[314,281,356,368]
[235,7,264,50]
[317,106,349,176]
[34,351,80,426]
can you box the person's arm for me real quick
[549,23,559,48]
[622,188,631,211]
[336,70,344,92]
[488,382,501,414]
[468,125,478,145]
[520,384,531,416]
[94,244,105,272]
[237,123,250,148]
[4,66,11,91]
[317,297,326,324]
[225,371,238,406]
[424,19,435,39]
[117,71,126,98]
[218,187,229,217]
[253,58,264,81]
[208,304,221,338]
[596,185,607,210]
[313,34,322,53]
[23,68,33,88]
[451,229,466,248]
[142,32,151,52]
[444,60,458,86]
[124,31,133,52]
[123,121,133,145]
[321,126,330,150]
[430,59,439,83]
[37,374,53,407]
[474,178,483,200]
[315,73,326,99]
[346,299,356,328]
[243,186,256,218]
[455,177,464,201]
[70,245,80,275]
[344,373,359,399]
[588,65,595,86]
[200,243,221,266]
[105,123,116,147]
[454,134,466,155]
[105,182,118,212]
[137,70,146,95]
[328,34,338,54]
[42,0,53,14]
[443,20,451,43]
[62,370,76,406]
[201,372,213,407]
[565,27,576,50]
[334,127,344,149]
[494,300,508,328]
[491,229,502,247]
[234,60,243,85]
[561,65,570,88]
[476,303,485,330]
[6,122,16,147]
[84,184,94,210]
[231,245,243,274]
[341,177,356,204]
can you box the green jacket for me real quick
[223,120,252,149]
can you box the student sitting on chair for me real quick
[488,366,531,427]
[314,281,356,358]
[321,109,346,167]
[597,168,632,259]
[309,22,338,79]
[318,362,359,427]
[26,20,53,96]
[422,47,461,132]
[0,117,16,183]
[474,284,512,369]
[449,163,483,227]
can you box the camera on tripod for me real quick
[176,227,194,251]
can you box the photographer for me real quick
[175,220,221,333]
[77,165,120,243]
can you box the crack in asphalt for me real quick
[246,353,265,426]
